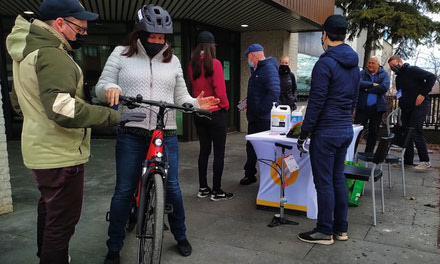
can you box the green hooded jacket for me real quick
[6,16,120,169]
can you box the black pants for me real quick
[194,110,227,191]
[401,100,430,164]
[354,106,384,153]
[244,120,270,177]
[32,164,84,264]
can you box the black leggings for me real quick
[194,109,227,191]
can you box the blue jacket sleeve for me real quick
[368,72,390,95]
[260,64,280,115]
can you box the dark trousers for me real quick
[354,106,384,153]
[32,164,85,264]
[309,127,353,235]
[194,110,227,191]
[401,100,430,164]
[244,120,270,177]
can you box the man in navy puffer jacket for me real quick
[297,15,360,245]
[240,44,280,185]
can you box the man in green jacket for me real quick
[6,1,144,263]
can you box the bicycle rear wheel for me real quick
[138,173,165,264]
[126,195,137,232]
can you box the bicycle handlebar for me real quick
[119,95,212,118]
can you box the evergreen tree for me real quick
[336,0,440,67]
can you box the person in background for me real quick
[296,14,360,245]
[388,55,435,170]
[188,31,234,201]
[5,0,145,263]
[279,55,298,111]
[354,56,390,153]
[240,43,280,185]
[95,5,220,264]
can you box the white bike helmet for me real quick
[135,5,173,34]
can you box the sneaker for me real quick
[240,176,257,185]
[210,189,235,201]
[104,251,120,264]
[197,187,212,198]
[413,162,431,170]
[333,231,348,241]
[393,163,413,168]
[298,230,334,245]
[177,239,192,257]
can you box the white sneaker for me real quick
[413,162,431,170]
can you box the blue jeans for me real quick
[107,133,186,252]
[309,127,353,235]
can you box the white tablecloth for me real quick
[245,125,363,219]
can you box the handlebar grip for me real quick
[196,109,212,118]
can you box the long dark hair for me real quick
[121,30,173,63]
[190,43,216,79]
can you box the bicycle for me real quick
[117,94,211,264]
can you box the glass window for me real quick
[297,53,319,100]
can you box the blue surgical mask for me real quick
[248,59,254,68]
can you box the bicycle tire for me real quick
[126,195,137,232]
[138,173,165,264]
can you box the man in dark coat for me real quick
[355,56,390,153]
[388,55,435,170]
[240,44,280,185]
[297,15,360,245]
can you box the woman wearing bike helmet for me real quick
[96,5,219,263]
[188,31,234,201]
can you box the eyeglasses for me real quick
[64,18,88,35]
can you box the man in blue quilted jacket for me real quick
[240,44,280,185]
[297,15,360,245]
[355,56,390,153]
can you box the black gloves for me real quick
[120,112,146,124]
[297,130,310,157]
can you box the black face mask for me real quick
[279,64,291,74]
[63,32,86,50]
[390,64,402,74]
[140,38,165,58]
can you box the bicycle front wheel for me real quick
[138,173,165,264]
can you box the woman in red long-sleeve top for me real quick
[188,31,234,201]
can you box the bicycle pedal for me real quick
[164,203,173,214]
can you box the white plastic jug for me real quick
[271,103,291,132]
[291,106,305,125]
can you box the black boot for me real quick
[177,239,192,257]
[104,251,120,264]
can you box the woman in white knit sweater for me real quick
[96,5,219,264]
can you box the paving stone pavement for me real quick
[1,132,439,264]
